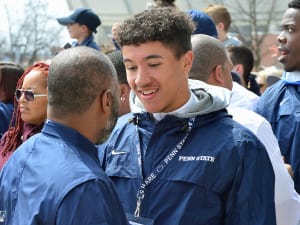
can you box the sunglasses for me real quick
[15,89,47,102]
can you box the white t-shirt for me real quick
[284,71,300,82]
[230,82,259,111]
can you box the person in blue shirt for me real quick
[187,9,241,85]
[190,33,300,225]
[255,0,300,194]
[203,4,242,47]
[0,62,23,138]
[99,7,276,225]
[57,8,101,50]
[0,47,128,225]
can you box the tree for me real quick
[224,0,283,69]
[1,0,64,66]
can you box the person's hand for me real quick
[283,156,294,177]
[285,163,294,177]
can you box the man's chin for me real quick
[95,128,113,145]
[282,64,298,72]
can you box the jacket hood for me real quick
[130,79,231,118]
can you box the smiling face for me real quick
[277,8,300,71]
[19,70,48,125]
[123,41,193,113]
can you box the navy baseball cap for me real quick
[187,9,218,39]
[57,8,101,33]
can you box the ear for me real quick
[211,64,224,85]
[80,24,89,33]
[233,64,244,76]
[100,89,112,114]
[119,83,130,101]
[183,50,194,76]
[216,22,224,31]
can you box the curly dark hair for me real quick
[289,0,300,8]
[116,7,195,59]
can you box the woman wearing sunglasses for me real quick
[0,62,49,169]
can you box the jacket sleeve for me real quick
[225,137,276,225]
[0,106,12,139]
[55,179,128,225]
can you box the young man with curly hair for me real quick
[99,7,276,225]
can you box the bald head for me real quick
[48,46,119,117]
[190,34,228,82]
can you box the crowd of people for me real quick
[0,0,300,224]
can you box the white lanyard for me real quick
[134,117,195,218]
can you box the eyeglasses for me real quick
[15,89,47,102]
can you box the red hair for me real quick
[1,62,49,156]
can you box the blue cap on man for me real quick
[57,8,101,33]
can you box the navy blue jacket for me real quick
[256,79,300,193]
[99,110,276,225]
[0,120,128,225]
[72,34,100,51]
[0,102,13,139]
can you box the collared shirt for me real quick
[0,120,128,225]
[223,36,242,47]
[283,71,300,82]
[72,34,100,51]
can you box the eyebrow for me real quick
[280,20,296,26]
[123,54,163,63]
[21,87,38,91]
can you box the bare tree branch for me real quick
[228,0,279,68]
[2,0,64,66]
